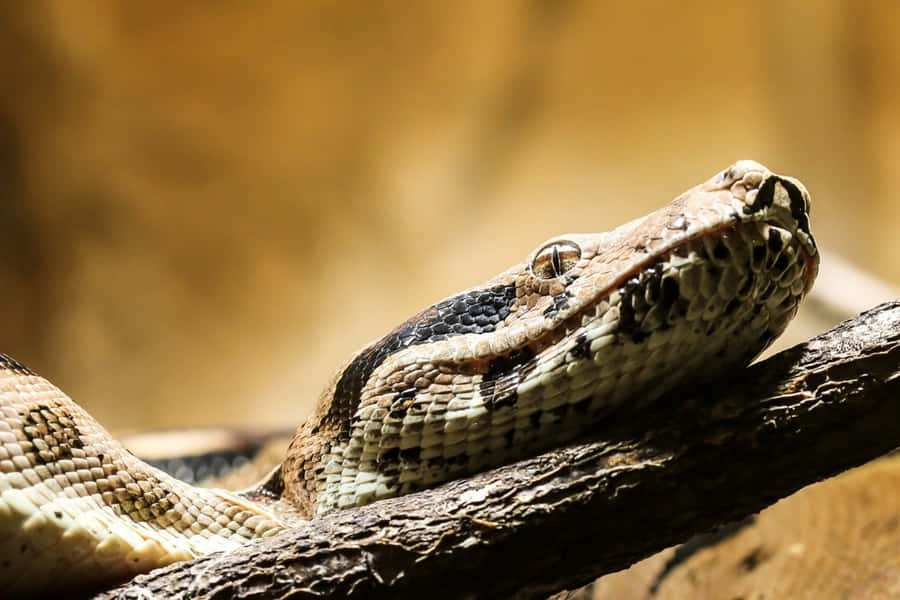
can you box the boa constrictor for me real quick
[0,160,818,596]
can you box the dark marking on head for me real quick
[399,446,421,462]
[774,253,790,273]
[485,348,536,376]
[659,276,679,316]
[779,178,814,245]
[713,240,729,260]
[543,292,571,319]
[570,334,590,359]
[381,465,401,478]
[618,278,638,333]
[389,387,418,419]
[618,274,657,343]
[752,244,766,264]
[327,283,518,428]
[480,346,537,409]
[378,447,400,464]
[745,176,815,249]
[767,229,783,254]
[644,263,663,304]
[743,176,777,215]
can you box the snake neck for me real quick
[266,387,350,519]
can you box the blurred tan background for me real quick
[0,1,898,434]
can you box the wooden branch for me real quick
[94,301,900,600]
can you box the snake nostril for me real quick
[720,167,735,183]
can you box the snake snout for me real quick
[740,174,808,216]
[736,171,814,250]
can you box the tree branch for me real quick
[95,301,900,600]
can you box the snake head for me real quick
[283,160,821,517]
[709,160,816,260]
[711,160,818,295]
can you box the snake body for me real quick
[0,160,818,596]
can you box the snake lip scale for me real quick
[0,160,818,596]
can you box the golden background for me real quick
[0,1,897,434]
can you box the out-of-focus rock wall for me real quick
[0,1,897,431]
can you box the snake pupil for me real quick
[531,240,582,280]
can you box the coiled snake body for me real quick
[0,161,818,596]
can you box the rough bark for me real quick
[94,301,900,600]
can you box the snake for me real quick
[0,160,819,596]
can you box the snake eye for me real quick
[531,240,582,279]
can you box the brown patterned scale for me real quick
[0,160,818,596]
